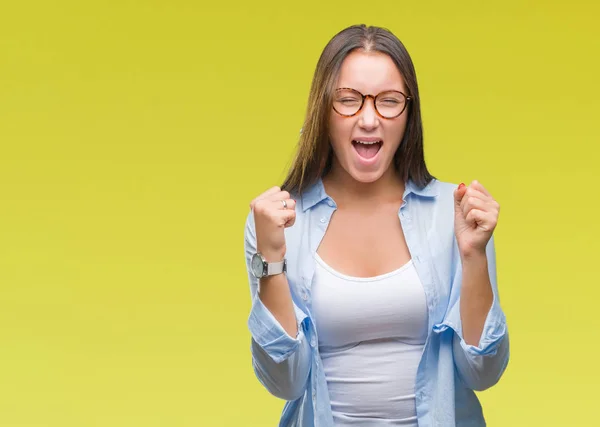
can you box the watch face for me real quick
[251,253,264,278]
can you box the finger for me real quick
[454,183,467,205]
[471,180,491,198]
[463,188,499,216]
[265,190,291,203]
[271,198,296,210]
[250,186,282,209]
[468,182,500,212]
[463,186,491,203]
[253,190,291,207]
[461,195,488,219]
[284,211,297,228]
[466,209,497,231]
[252,197,296,218]
[274,209,296,227]
[465,208,487,228]
[282,198,297,210]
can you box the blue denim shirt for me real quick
[244,177,510,427]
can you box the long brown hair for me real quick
[281,24,434,195]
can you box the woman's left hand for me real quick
[453,180,500,257]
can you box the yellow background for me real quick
[1,1,598,426]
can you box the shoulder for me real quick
[432,179,459,208]
[409,179,457,235]
[409,178,458,208]
[431,178,459,196]
[426,180,459,225]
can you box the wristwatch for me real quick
[251,252,287,279]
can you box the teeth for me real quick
[353,140,382,145]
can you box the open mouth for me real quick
[352,139,383,160]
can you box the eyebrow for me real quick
[336,87,407,94]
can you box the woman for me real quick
[244,24,509,427]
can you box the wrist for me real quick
[460,247,487,264]
[257,248,286,263]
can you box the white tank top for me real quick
[312,252,429,426]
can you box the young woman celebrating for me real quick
[244,24,509,427]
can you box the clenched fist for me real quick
[249,186,296,262]
[453,180,499,257]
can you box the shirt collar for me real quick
[403,178,439,199]
[301,176,439,212]
[301,177,329,212]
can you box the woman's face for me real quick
[328,50,409,184]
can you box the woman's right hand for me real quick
[249,186,296,262]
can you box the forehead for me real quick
[336,50,406,93]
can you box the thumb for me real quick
[454,182,466,211]
[276,209,296,227]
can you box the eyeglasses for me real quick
[332,87,411,119]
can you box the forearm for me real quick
[248,277,312,400]
[445,236,509,391]
[244,209,312,400]
[258,271,298,338]
[460,250,493,346]
[247,274,312,399]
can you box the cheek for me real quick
[385,119,408,147]
[328,116,352,149]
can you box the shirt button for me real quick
[302,291,308,301]
[310,338,316,347]
[327,200,334,207]
[320,217,327,223]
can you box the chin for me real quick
[348,168,385,184]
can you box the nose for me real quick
[358,97,379,129]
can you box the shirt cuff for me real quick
[247,295,309,364]
[433,291,507,356]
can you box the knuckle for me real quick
[254,199,267,213]
[269,210,280,220]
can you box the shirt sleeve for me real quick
[433,235,510,391]
[244,210,312,400]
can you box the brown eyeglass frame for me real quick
[332,87,412,119]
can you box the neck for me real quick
[323,160,405,207]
